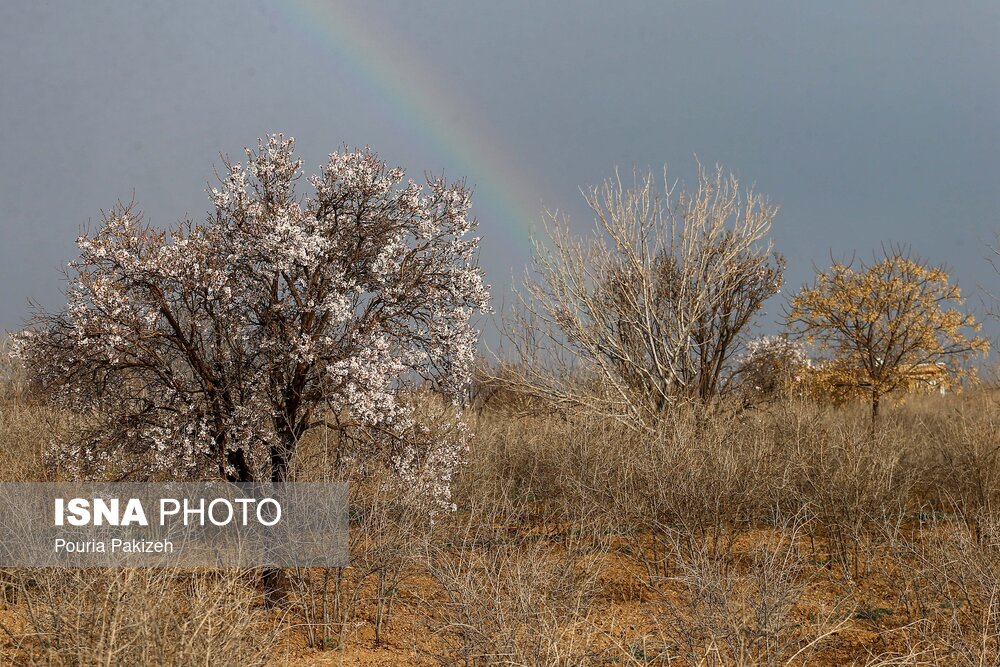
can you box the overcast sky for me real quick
[1,1,998,342]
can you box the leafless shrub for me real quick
[914,392,1000,528]
[495,164,783,427]
[422,492,602,667]
[287,423,440,650]
[540,405,790,587]
[0,568,278,666]
[651,512,849,667]
[0,343,78,482]
[911,513,1000,665]
[789,415,914,579]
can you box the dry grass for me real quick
[1,373,1000,664]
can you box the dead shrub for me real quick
[0,568,278,666]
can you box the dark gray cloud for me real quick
[1,1,998,341]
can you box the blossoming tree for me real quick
[736,335,810,400]
[15,135,489,502]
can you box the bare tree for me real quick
[14,135,489,504]
[495,164,783,427]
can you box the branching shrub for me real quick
[0,568,277,666]
[496,164,783,426]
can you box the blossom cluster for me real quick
[738,335,811,396]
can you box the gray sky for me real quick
[1,1,998,341]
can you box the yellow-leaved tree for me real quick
[787,249,988,420]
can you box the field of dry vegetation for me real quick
[6,137,995,665]
[1,359,999,667]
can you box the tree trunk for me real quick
[871,390,881,422]
[219,436,295,606]
[262,434,295,607]
[224,448,254,483]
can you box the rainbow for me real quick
[265,0,543,254]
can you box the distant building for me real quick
[900,362,950,395]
